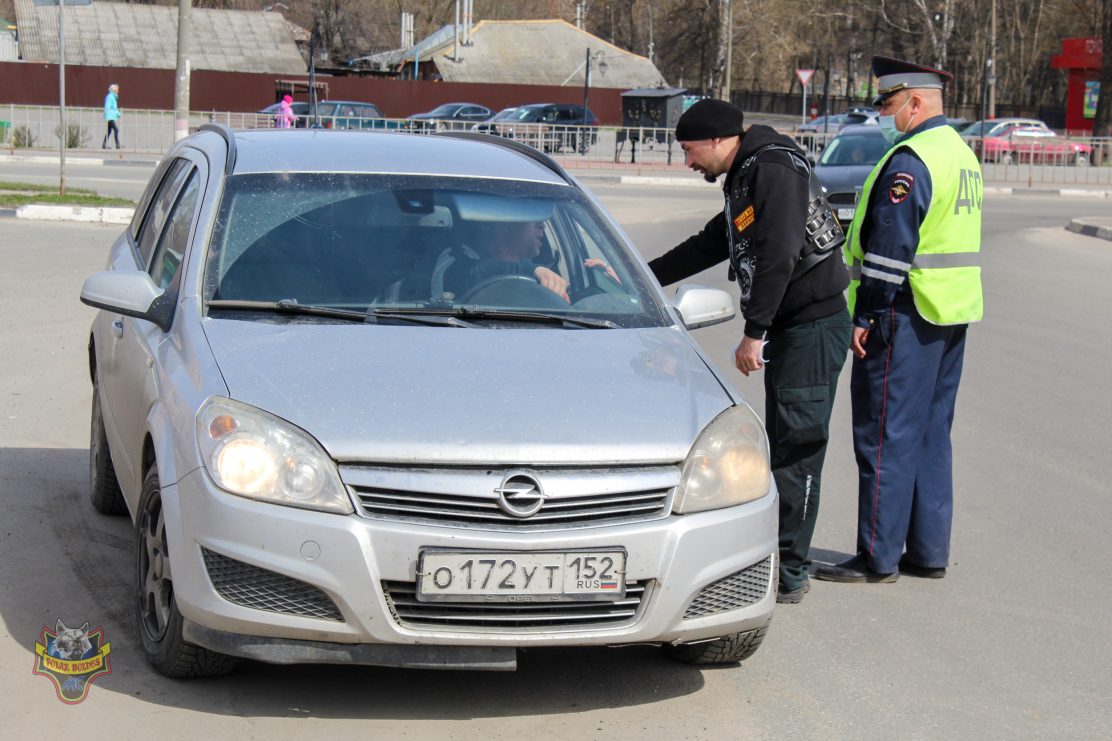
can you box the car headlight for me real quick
[196,397,353,515]
[673,405,772,513]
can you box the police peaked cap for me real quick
[871,56,953,106]
[675,99,744,141]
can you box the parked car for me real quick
[960,117,1050,139]
[813,124,891,226]
[80,125,777,678]
[493,103,599,154]
[471,106,520,134]
[255,100,397,130]
[980,125,1092,165]
[407,102,493,131]
[798,114,846,133]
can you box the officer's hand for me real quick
[851,327,870,359]
[534,266,570,303]
[734,336,765,377]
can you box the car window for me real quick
[128,157,175,244]
[359,104,383,118]
[205,174,668,329]
[136,158,193,267]
[149,168,200,290]
[818,134,889,166]
[540,107,559,123]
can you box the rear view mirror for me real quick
[671,284,735,330]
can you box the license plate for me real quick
[417,550,626,602]
[837,207,856,221]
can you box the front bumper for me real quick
[167,467,777,662]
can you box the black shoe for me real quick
[813,554,898,584]
[898,556,946,579]
[776,579,811,604]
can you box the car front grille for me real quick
[341,465,677,530]
[201,547,344,622]
[683,557,773,619]
[382,580,650,631]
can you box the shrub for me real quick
[54,122,90,149]
[11,125,36,148]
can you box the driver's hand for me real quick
[534,267,570,303]
[584,258,621,284]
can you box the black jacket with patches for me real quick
[648,125,849,339]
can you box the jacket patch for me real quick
[734,205,755,232]
[889,173,915,204]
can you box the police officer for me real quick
[649,99,851,604]
[814,57,983,584]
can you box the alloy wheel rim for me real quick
[137,491,172,641]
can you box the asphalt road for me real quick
[1,178,1110,739]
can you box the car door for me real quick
[98,152,206,491]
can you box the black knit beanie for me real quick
[675,99,744,141]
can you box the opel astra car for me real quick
[81,126,777,677]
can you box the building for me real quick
[397,19,666,90]
[13,0,305,75]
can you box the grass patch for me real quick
[0,181,135,209]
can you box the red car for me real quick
[979,125,1092,166]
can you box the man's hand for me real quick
[534,266,570,303]
[851,326,870,359]
[584,258,621,284]
[734,336,765,377]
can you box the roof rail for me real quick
[199,123,237,176]
[432,131,575,186]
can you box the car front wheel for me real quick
[1075,151,1090,166]
[90,383,127,515]
[135,468,237,678]
[664,623,770,665]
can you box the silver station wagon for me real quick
[81,126,777,676]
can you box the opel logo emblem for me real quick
[494,471,545,518]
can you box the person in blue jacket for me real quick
[102,84,121,149]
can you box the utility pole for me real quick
[173,0,192,141]
[58,0,65,194]
[987,0,996,118]
[583,48,591,119]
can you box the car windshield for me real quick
[818,133,889,166]
[427,104,460,116]
[203,174,669,329]
[492,108,519,121]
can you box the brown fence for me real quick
[0,62,624,124]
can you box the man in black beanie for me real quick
[648,99,851,604]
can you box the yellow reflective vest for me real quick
[845,124,983,325]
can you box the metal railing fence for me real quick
[3,104,1111,185]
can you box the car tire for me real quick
[135,468,237,678]
[1075,152,1090,167]
[1000,152,1014,166]
[577,133,591,155]
[663,623,769,665]
[90,384,127,515]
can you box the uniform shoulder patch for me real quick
[889,172,915,204]
[734,205,755,232]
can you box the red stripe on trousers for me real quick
[869,305,896,557]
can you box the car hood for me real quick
[815,164,875,194]
[201,320,733,465]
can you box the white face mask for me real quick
[879,96,915,144]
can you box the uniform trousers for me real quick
[851,296,967,573]
[764,310,851,592]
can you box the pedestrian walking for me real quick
[813,56,983,585]
[648,99,851,604]
[276,94,296,129]
[102,84,121,149]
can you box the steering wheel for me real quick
[459,274,567,308]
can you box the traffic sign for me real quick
[796,69,815,87]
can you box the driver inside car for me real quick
[432,219,621,304]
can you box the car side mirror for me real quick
[80,270,174,332]
[670,284,735,330]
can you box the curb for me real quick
[14,204,134,225]
[619,175,716,187]
[983,186,1111,198]
[1067,218,1112,241]
[0,153,158,168]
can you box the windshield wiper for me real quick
[207,299,366,322]
[367,309,475,328]
[377,306,618,329]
